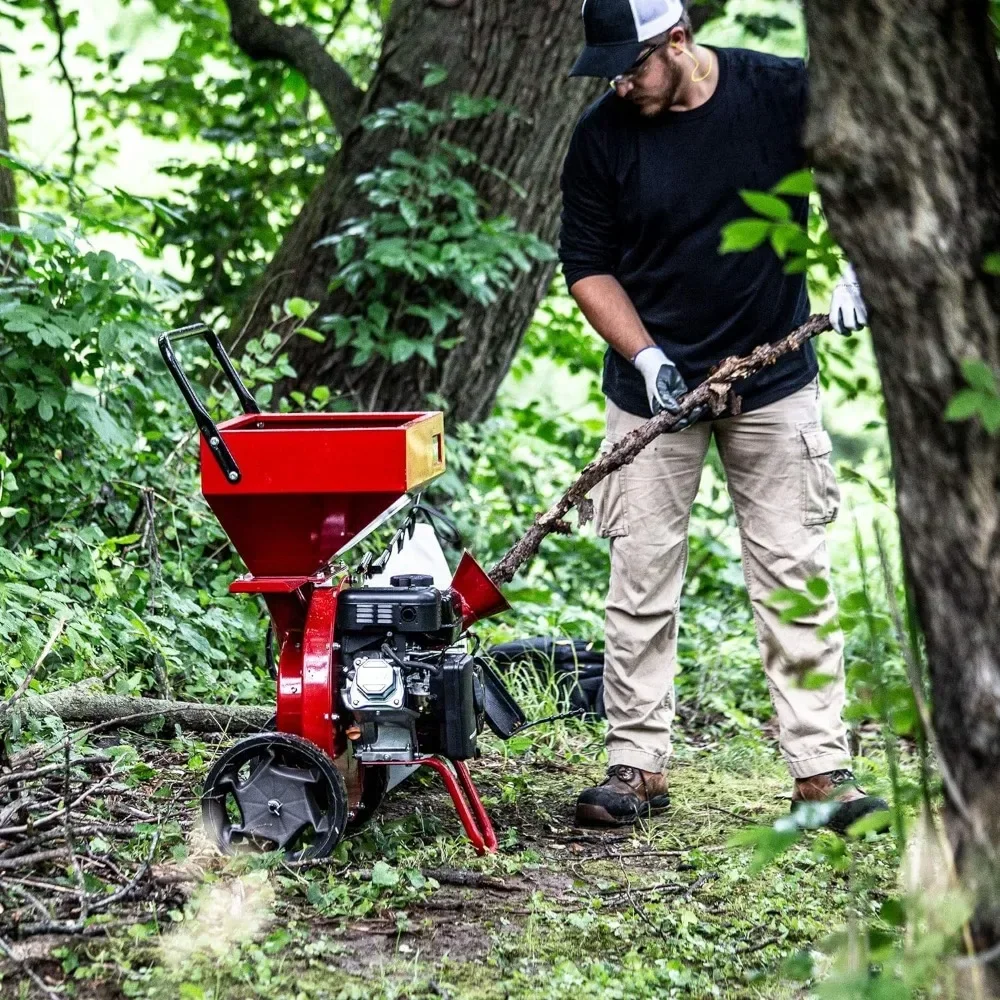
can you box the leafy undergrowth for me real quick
[0,723,901,1000]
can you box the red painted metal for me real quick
[200,411,445,578]
[453,760,499,852]
[449,551,511,626]
[275,628,304,739]
[367,757,497,855]
[229,575,327,594]
[299,586,344,758]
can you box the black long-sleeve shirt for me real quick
[560,46,815,419]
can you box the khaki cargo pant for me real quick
[592,378,851,779]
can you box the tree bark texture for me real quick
[234,0,601,421]
[3,682,273,736]
[0,62,18,228]
[803,0,1000,973]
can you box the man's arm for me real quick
[570,274,706,429]
[569,274,654,363]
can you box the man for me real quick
[561,0,886,833]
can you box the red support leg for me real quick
[453,760,498,852]
[367,757,497,855]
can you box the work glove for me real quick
[828,263,868,335]
[633,346,707,431]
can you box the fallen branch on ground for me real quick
[489,314,831,585]
[3,680,273,738]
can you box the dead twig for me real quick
[63,743,89,927]
[0,849,74,871]
[89,831,159,913]
[0,755,110,789]
[42,0,81,178]
[0,932,61,998]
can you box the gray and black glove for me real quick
[633,347,707,431]
[828,263,868,335]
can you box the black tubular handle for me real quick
[157,323,261,484]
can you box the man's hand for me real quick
[829,264,868,335]
[633,347,707,430]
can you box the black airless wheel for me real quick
[347,764,389,831]
[202,733,348,860]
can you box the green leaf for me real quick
[983,252,1000,275]
[945,388,985,422]
[771,169,815,197]
[295,326,326,343]
[960,358,999,395]
[389,338,418,364]
[879,897,906,927]
[284,70,308,103]
[370,860,399,887]
[98,323,120,356]
[806,576,830,600]
[782,950,814,981]
[729,824,802,874]
[769,222,808,257]
[720,219,772,253]
[981,397,1000,435]
[422,64,449,88]
[285,297,316,321]
[399,199,420,228]
[414,339,437,366]
[801,671,836,690]
[847,809,893,837]
[739,190,791,222]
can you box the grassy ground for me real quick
[1,718,900,1000]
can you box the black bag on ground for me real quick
[484,638,606,719]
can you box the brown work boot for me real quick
[575,765,670,827]
[792,769,888,835]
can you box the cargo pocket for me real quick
[590,439,630,538]
[799,424,841,526]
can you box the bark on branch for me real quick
[489,313,832,586]
[3,682,272,737]
[223,0,364,131]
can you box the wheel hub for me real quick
[202,733,348,860]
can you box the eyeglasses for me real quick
[610,43,662,89]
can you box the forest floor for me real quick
[0,718,901,1000]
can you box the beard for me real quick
[629,56,685,117]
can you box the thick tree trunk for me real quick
[237,0,718,422]
[0,62,18,228]
[239,0,599,421]
[803,0,1000,977]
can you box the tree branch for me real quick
[489,314,833,585]
[3,680,273,738]
[43,0,81,177]
[223,0,364,131]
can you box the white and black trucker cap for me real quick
[570,0,685,79]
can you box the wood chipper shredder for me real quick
[159,324,526,860]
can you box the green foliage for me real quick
[944,357,1000,434]
[0,162,272,715]
[720,169,841,280]
[60,1,382,321]
[316,98,555,369]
